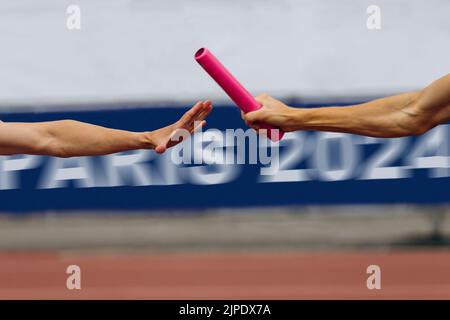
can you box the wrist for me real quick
[136,131,156,150]
[285,107,310,131]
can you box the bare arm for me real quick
[242,74,450,138]
[0,101,212,157]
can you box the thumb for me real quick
[243,108,266,123]
[155,145,166,154]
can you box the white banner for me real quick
[0,0,449,109]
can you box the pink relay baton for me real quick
[195,47,284,141]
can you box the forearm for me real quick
[291,92,428,137]
[290,74,450,138]
[0,101,211,157]
[3,120,155,157]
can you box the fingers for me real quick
[239,111,251,127]
[255,92,270,105]
[154,102,211,155]
[195,101,212,122]
[181,100,212,129]
[203,100,212,108]
[186,103,211,133]
[242,108,265,124]
[179,102,201,128]
[240,93,272,125]
[186,101,204,119]
[240,110,261,134]
[193,120,206,133]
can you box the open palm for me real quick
[152,100,212,154]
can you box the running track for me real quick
[0,250,449,299]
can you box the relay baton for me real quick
[195,47,284,141]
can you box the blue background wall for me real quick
[0,104,448,212]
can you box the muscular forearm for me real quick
[2,120,154,157]
[292,74,450,137]
[292,92,426,137]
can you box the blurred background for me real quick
[0,0,449,299]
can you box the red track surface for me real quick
[0,250,449,299]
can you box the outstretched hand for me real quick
[151,100,212,154]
